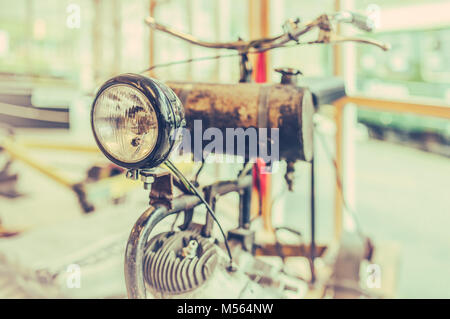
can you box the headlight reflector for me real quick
[91,74,185,169]
[93,85,159,164]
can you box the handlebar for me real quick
[145,11,390,52]
[145,16,254,50]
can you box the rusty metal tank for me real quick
[167,82,314,162]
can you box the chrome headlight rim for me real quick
[91,73,184,169]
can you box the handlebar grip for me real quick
[334,11,375,32]
[350,12,374,32]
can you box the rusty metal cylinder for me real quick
[167,82,314,162]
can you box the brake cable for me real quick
[140,41,313,74]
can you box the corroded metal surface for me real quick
[167,82,314,161]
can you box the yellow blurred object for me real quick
[2,137,75,188]
[0,134,197,215]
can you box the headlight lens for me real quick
[92,85,159,163]
[91,74,185,169]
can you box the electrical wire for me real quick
[164,159,235,269]
[193,160,205,185]
[141,52,240,74]
[140,41,317,74]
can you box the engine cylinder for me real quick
[143,230,218,295]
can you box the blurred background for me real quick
[0,0,448,298]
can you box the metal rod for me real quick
[310,153,316,284]
[240,186,252,228]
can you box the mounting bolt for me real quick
[126,169,139,180]
[274,67,302,85]
[140,170,156,190]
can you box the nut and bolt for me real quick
[126,169,139,180]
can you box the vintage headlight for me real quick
[91,73,185,169]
